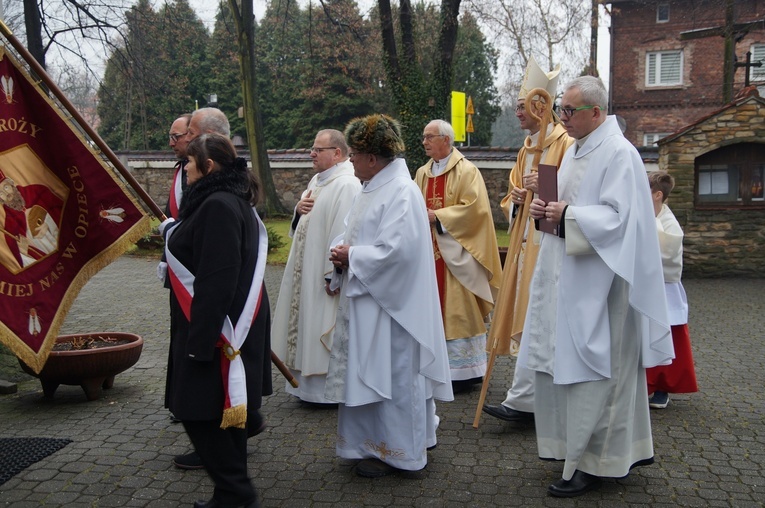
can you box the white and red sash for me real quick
[165,206,268,429]
[168,163,184,218]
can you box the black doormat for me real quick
[0,437,72,486]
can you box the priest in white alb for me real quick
[271,129,360,404]
[519,76,675,497]
[325,114,453,478]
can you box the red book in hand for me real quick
[537,163,559,236]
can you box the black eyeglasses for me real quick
[169,132,187,142]
[514,104,525,113]
[559,105,596,118]
[310,146,337,153]
[421,134,445,142]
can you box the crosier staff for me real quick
[473,87,553,428]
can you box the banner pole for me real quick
[0,20,166,220]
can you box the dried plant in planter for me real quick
[19,332,143,400]
[52,335,131,352]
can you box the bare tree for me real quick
[11,0,129,133]
[57,65,100,127]
[228,0,287,215]
[19,0,127,75]
[378,0,462,169]
[466,0,590,103]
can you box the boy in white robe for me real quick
[645,171,698,408]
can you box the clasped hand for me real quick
[529,198,567,225]
[510,173,539,205]
[329,244,349,269]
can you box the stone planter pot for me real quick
[19,332,143,401]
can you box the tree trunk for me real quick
[23,0,45,68]
[432,0,461,119]
[722,0,734,103]
[376,0,461,170]
[229,0,286,217]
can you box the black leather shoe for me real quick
[547,470,602,497]
[355,458,398,478]
[193,498,259,508]
[174,451,204,470]
[482,404,534,422]
[247,419,267,438]
[451,376,483,394]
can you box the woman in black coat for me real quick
[164,133,272,508]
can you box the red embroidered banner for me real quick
[0,48,151,373]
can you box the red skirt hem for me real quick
[646,324,699,394]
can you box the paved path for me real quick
[0,256,763,507]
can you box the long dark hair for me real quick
[186,133,262,206]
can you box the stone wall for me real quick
[658,97,765,277]
[123,147,658,229]
[123,149,520,226]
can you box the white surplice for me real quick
[519,116,674,480]
[325,158,453,471]
[271,161,360,403]
[656,203,688,325]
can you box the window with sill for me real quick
[696,143,765,207]
[751,44,765,82]
[646,51,682,87]
[644,133,671,146]
[657,3,669,23]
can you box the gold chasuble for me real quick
[489,123,573,355]
[415,149,501,341]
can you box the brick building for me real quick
[656,87,765,276]
[605,0,765,276]
[607,0,765,146]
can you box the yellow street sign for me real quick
[466,96,475,115]
[451,91,466,142]
[466,115,474,133]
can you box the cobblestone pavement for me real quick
[0,256,763,507]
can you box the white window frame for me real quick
[751,44,765,82]
[656,3,670,23]
[646,50,683,87]
[644,133,672,146]
[698,165,731,197]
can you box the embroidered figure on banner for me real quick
[99,205,127,224]
[1,75,14,104]
[28,307,42,336]
[0,146,68,274]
